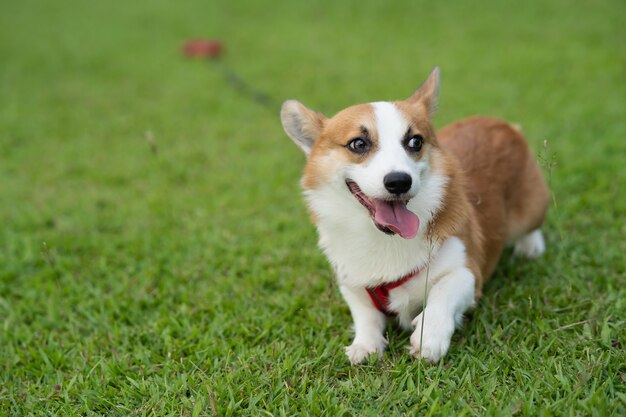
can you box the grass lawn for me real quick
[1,0,625,415]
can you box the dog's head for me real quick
[280,68,442,240]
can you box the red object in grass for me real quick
[183,39,223,59]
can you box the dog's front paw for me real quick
[409,312,455,363]
[345,337,387,365]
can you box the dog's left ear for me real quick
[407,66,440,116]
[281,100,327,156]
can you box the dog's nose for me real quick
[383,172,412,195]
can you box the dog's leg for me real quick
[340,285,388,365]
[409,267,475,363]
[513,229,545,259]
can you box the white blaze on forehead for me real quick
[371,101,410,150]
[344,101,424,200]
[367,101,416,177]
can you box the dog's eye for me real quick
[406,134,424,152]
[347,138,371,154]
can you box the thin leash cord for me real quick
[417,236,434,392]
[210,60,280,114]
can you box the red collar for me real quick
[366,268,420,316]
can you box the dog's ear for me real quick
[281,100,326,156]
[407,66,440,117]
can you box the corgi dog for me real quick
[280,68,549,364]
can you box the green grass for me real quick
[1,0,625,415]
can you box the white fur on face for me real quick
[302,101,446,286]
[345,102,428,200]
[304,171,446,286]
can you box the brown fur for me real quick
[432,116,550,298]
[425,149,486,293]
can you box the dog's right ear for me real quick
[280,100,326,156]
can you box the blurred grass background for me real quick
[1,0,625,415]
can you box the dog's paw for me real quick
[513,229,545,259]
[409,312,454,363]
[345,338,387,365]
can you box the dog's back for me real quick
[438,116,550,290]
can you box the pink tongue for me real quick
[373,200,419,239]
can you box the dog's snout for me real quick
[383,172,412,195]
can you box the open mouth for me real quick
[346,180,419,239]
